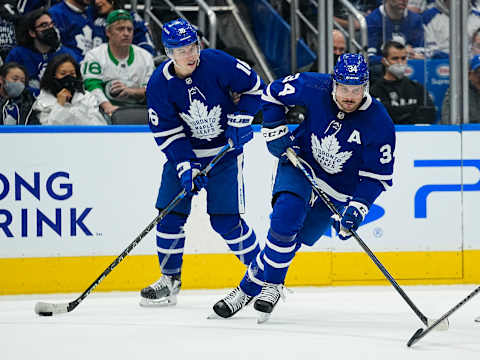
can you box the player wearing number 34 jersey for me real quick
[213,53,396,322]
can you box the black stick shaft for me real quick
[407,285,480,346]
[286,148,429,326]
[61,141,232,313]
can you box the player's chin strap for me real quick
[285,147,449,332]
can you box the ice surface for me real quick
[1,285,479,359]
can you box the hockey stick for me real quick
[34,140,233,316]
[285,148,448,330]
[407,285,480,347]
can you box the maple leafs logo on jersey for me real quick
[311,133,352,174]
[75,25,93,55]
[180,99,223,141]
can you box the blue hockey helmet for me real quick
[333,53,369,86]
[162,18,198,49]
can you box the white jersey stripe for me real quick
[153,125,184,138]
[358,170,393,181]
[193,146,233,158]
[263,254,293,269]
[230,239,258,256]
[265,238,297,253]
[158,133,186,151]
[242,75,262,95]
[156,231,185,240]
[157,246,184,254]
[224,227,253,245]
[262,84,284,106]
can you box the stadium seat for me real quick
[110,106,148,125]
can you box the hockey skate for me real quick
[139,274,181,307]
[254,283,287,324]
[210,287,253,319]
[475,316,480,323]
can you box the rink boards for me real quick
[1,125,480,294]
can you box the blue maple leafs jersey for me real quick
[366,5,424,64]
[48,1,96,60]
[263,73,396,207]
[147,48,265,166]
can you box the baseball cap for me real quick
[106,9,133,27]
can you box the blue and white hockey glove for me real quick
[332,200,369,240]
[225,112,254,148]
[176,161,208,196]
[261,125,299,162]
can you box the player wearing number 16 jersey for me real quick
[213,53,396,322]
[141,18,265,307]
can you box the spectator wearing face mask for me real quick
[0,62,39,125]
[370,40,436,124]
[33,53,106,125]
[6,8,79,92]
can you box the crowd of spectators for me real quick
[0,0,158,125]
[334,0,480,124]
[1,0,480,126]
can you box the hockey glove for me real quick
[225,112,254,148]
[332,200,368,240]
[176,161,208,196]
[261,125,299,162]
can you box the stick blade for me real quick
[407,328,424,347]
[34,301,69,316]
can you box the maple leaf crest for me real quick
[311,133,352,174]
[75,25,94,56]
[179,99,223,141]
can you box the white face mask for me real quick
[387,63,407,79]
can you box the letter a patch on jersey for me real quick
[347,130,362,145]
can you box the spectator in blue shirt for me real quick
[6,8,79,92]
[48,0,96,60]
[366,0,425,64]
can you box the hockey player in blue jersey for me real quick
[213,53,396,322]
[141,18,265,306]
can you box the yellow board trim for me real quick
[3,250,480,295]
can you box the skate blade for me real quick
[139,297,177,307]
[475,317,480,323]
[257,312,271,324]
[207,313,222,320]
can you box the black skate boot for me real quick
[139,274,181,307]
[254,283,287,323]
[211,287,253,318]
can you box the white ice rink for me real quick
[1,285,479,360]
